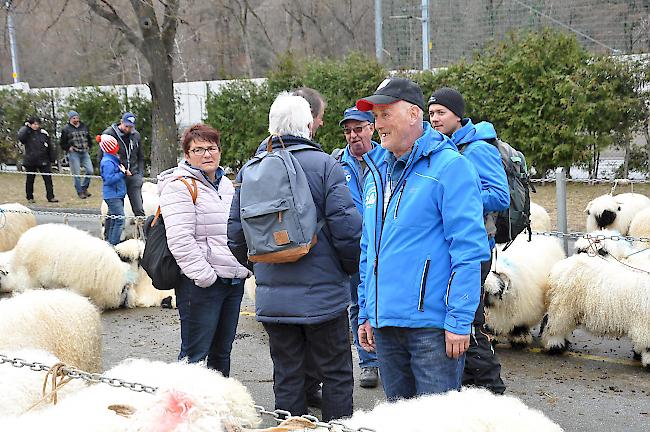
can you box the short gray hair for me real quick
[269,92,312,139]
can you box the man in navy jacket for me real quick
[356,78,490,400]
[428,87,509,394]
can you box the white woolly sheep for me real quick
[484,235,566,347]
[0,358,260,432]
[0,349,87,417]
[542,252,650,368]
[573,229,634,260]
[114,239,176,308]
[0,203,36,252]
[101,190,159,241]
[0,250,14,293]
[585,192,650,235]
[628,206,650,249]
[258,387,562,432]
[0,289,102,372]
[244,275,257,302]
[3,223,136,310]
[530,201,552,232]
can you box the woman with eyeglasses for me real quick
[157,123,250,376]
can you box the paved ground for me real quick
[6,212,650,431]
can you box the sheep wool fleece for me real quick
[158,163,250,288]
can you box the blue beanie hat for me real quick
[68,111,79,120]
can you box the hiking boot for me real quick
[359,367,379,388]
[78,191,87,199]
[47,198,59,203]
[84,191,92,198]
[27,198,36,204]
[306,389,322,409]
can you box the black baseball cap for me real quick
[356,77,425,112]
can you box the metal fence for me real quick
[379,0,650,70]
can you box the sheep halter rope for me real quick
[0,353,375,432]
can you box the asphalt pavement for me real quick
[8,213,650,431]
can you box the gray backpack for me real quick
[239,136,321,263]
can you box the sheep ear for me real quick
[499,273,512,291]
[107,404,136,417]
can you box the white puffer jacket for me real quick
[158,162,250,287]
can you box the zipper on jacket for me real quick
[418,257,431,311]
[367,161,383,326]
[393,180,407,219]
[445,271,456,306]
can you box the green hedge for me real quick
[205,30,648,176]
[0,87,152,168]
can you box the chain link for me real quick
[0,207,146,222]
[0,353,158,394]
[532,230,650,243]
[1,353,374,431]
[254,405,376,432]
[0,169,157,183]
[529,177,650,184]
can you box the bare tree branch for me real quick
[244,0,278,56]
[44,0,70,35]
[86,0,143,51]
[161,0,180,53]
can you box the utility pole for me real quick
[375,0,383,63]
[421,0,429,70]
[5,0,21,83]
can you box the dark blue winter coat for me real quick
[228,135,362,325]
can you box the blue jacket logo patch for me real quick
[365,184,377,208]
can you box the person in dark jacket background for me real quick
[17,117,58,203]
[60,111,94,199]
[228,92,362,421]
[102,112,145,217]
[428,87,509,394]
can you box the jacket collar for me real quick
[451,118,475,145]
[256,135,323,154]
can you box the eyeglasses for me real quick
[189,146,219,156]
[342,123,371,135]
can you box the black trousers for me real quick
[24,165,54,200]
[262,310,353,422]
[462,253,506,394]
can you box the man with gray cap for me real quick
[428,87,509,394]
[60,111,94,199]
[102,112,145,217]
[336,106,386,388]
[355,77,490,399]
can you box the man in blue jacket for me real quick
[428,87,509,394]
[356,78,490,399]
[336,106,386,388]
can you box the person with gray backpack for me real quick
[227,92,361,421]
[428,87,511,394]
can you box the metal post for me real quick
[421,0,429,70]
[374,0,383,62]
[5,0,21,83]
[555,168,569,256]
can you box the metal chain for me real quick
[0,353,158,394]
[0,169,157,182]
[529,177,650,184]
[0,207,147,221]
[0,353,375,431]
[532,230,650,243]
[254,405,376,432]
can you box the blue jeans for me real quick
[68,151,93,193]
[349,272,378,369]
[175,275,244,377]
[374,326,465,400]
[104,198,124,246]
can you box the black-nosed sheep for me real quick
[585,192,650,235]
[484,235,566,347]
[114,239,176,308]
[543,252,650,368]
[3,223,136,310]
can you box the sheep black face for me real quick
[484,271,509,308]
[595,209,617,229]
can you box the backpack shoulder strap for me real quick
[177,177,198,204]
[151,177,198,228]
